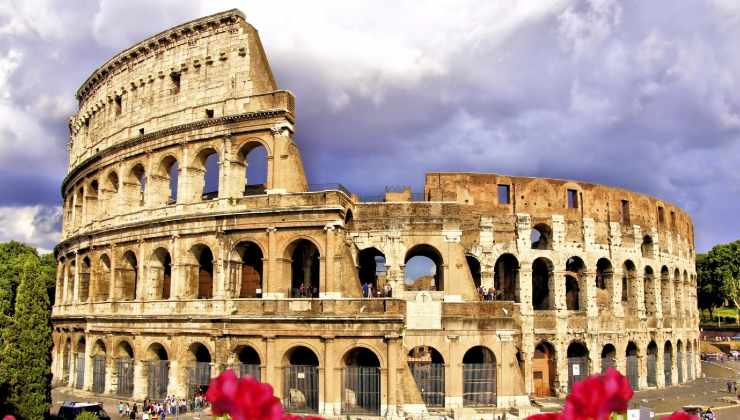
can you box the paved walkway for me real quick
[51,388,208,420]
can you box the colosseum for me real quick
[51,9,700,418]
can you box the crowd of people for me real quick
[361,282,392,298]
[115,393,209,419]
[475,286,500,301]
[291,283,319,298]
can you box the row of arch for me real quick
[64,140,269,230]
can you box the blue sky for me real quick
[0,0,738,253]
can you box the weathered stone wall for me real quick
[52,9,700,419]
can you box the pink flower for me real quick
[660,412,697,420]
[562,368,633,420]
[3,416,16,420]
[205,369,285,420]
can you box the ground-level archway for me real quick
[145,343,170,400]
[342,347,381,415]
[115,341,135,397]
[626,342,639,390]
[462,346,496,406]
[664,341,673,386]
[283,346,320,413]
[601,344,616,373]
[646,341,658,387]
[187,342,212,399]
[567,342,589,392]
[533,341,557,397]
[408,346,445,407]
[235,345,261,380]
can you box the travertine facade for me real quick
[52,9,700,418]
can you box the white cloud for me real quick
[0,205,61,253]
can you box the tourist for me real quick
[362,282,369,297]
[384,283,392,297]
[129,404,137,420]
[118,401,124,416]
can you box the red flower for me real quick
[660,412,697,420]
[3,416,16,420]
[206,369,285,420]
[561,368,633,420]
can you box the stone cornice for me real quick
[75,9,245,103]
[61,108,293,196]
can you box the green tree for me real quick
[0,255,53,419]
[697,253,725,319]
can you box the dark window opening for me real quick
[670,211,676,229]
[139,128,144,136]
[658,206,665,225]
[115,95,122,116]
[290,240,320,298]
[531,223,552,250]
[497,184,510,205]
[170,72,181,95]
[466,255,481,289]
[621,200,630,225]
[358,248,387,297]
[205,108,214,119]
[567,189,578,209]
[404,244,444,291]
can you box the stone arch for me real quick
[73,336,87,389]
[149,247,172,300]
[233,241,264,298]
[342,347,381,367]
[664,340,674,386]
[641,235,654,258]
[622,260,636,305]
[358,247,386,296]
[565,256,586,310]
[407,346,446,407]
[532,257,555,310]
[600,343,617,372]
[65,260,75,303]
[533,340,557,397]
[660,266,672,315]
[646,341,658,387]
[158,154,180,204]
[676,339,684,383]
[95,253,111,302]
[237,140,270,196]
[74,187,84,226]
[284,344,321,367]
[342,347,382,415]
[233,344,262,379]
[404,244,444,292]
[87,179,99,221]
[595,258,613,309]
[531,223,553,250]
[283,345,321,413]
[644,266,657,316]
[466,254,482,290]
[286,238,321,298]
[145,342,169,361]
[189,244,214,299]
[462,345,497,406]
[674,268,682,314]
[63,337,72,384]
[193,146,220,201]
[125,162,147,207]
[79,256,91,303]
[144,341,170,399]
[626,341,639,390]
[494,253,520,302]
[114,339,135,359]
[117,250,138,300]
[566,341,589,391]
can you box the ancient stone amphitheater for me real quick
[52,9,700,418]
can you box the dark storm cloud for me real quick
[0,0,738,252]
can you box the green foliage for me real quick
[698,240,740,314]
[0,254,53,419]
[0,241,41,318]
[75,412,100,420]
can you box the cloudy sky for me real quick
[0,0,738,253]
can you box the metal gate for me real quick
[237,363,261,381]
[463,363,496,406]
[62,351,71,385]
[116,358,134,396]
[283,365,319,413]
[342,366,380,415]
[601,356,616,373]
[409,363,445,407]
[646,354,657,387]
[567,357,589,392]
[188,362,212,399]
[75,353,85,389]
[92,355,106,394]
[677,350,684,383]
[147,360,170,400]
[663,353,672,386]
[626,355,639,390]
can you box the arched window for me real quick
[96,254,111,302]
[565,257,586,310]
[128,163,146,207]
[531,223,552,250]
[150,248,172,300]
[197,149,219,200]
[494,253,519,301]
[118,251,138,300]
[115,341,134,396]
[234,345,261,380]
[160,156,179,204]
[358,247,386,297]
[284,346,320,413]
[622,260,636,304]
[74,187,84,226]
[466,255,481,290]
[191,245,214,299]
[74,337,86,389]
[79,257,91,303]
[104,171,119,217]
[595,258,612,309]
[660,266,671,315]
[66,260,76,303]
[235,242,263,298]
[462,346,496,406]
[532,258,554,310]
[63,338,72,385]
[408,346,445,407]
[676,340,684,384]
[342,348,381,415]
[626,342,639,390]
[663,341,673,386]
[641,235,654,258]
[644,266,656,316]
[566,342,589,392]
[145,343,169,400]
[239,143,268,195]
[404,244,444,292]
[87,180,99,220]
[288,240,320,298]
[92,340,107,394]
[533,341,557,397]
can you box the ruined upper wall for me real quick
[67,9,279,170]
[424,172,695,250]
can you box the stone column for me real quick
[584,270,598,318]
[656,345,665,388]
[519,262,533,314]
[322,225,336,298]
[556,340,568,397]
[635,273,646,318]
[84,338,94,391]
[109,244,118,302]
[638,346,648,389]
[73,252,80,304]
[385,335,400,417]
[133,359,147,400]
[168,359,187,399]
[105,356,116,394]
[263,337,278,397]
[135,240,146,303]
[612,268,624,318]
[321,337,337,416]
[264,227,280,298]
[553,270,567,311]
[446,335,462,409]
